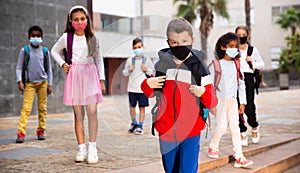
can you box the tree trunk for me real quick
[199,0,213,61]
[245,0,251,42]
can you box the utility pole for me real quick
[140,0,144,41]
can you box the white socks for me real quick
[78,143,87,152]
[89,141,97,150]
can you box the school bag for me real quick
[22,45,49,87]
[131,56,150,78]
[208,58,243,92]
[247,45,262,94]
[63,33,74,64]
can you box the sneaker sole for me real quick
[207,154,219,159]
[87,160,98,164]
[75,160,85,163]
[234,161,254,168]
[134,132,144,135]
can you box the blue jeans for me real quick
[159,135,200,173]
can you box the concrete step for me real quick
[199,133,300,172]
[107,133,300,173]
[203,139,300,173]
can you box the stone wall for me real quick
[0,0,87,117]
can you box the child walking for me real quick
[122,38,154,135]
[51,5,105,164]
[141,18,218,173]
[15,25,53,143]
[207,32,253,168]
[235,26,265,146]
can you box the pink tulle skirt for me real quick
[63,62,103,106]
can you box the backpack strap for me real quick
[208,59,221,91]
[66,32,74,64]
[247,45,254,70]
[131,56,136,66]
[142,56,146,65]
[43,47,49,74]
[233,58,243,85]
[22,45,30,85]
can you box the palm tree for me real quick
[244,0,251,42]
[276,8,300,35]
[174,0,229,53]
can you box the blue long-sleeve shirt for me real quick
[16,45,53,86]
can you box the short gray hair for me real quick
[166,18,193,38]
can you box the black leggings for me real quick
[239,73,259,132]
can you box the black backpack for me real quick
[247,45,262,94]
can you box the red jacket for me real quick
[141,49,218,142]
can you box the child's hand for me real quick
[100,80,106,93]
[62,63,70,73]
[129,65,135,72]
[141,65,147,73]
[189,85,206,97]
[47,86,52,95]
[18,81,25,91]
[146,76,166,88]
[239,104,245,114]
[246,56,253,62]
[210,107,217,116]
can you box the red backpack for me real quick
[209,58,243,91]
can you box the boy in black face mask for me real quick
[141,18,218,173]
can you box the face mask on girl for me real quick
[72,21,88,32]
[30,37,43,46]
[239,36,248,44]
[226,48,239,58]
[133,48,144,56]
[170,45,192,61]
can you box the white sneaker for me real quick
[75,150,86,162]
[87,147,98,164]
[252,127,260,144]
[134,127,144,135]
[241,132,248,146]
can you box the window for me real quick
[270,47,283,69]
[272,5,300,23]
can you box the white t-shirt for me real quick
[209,59,246,104]
[239,46,264,73]
[122,56,154,93]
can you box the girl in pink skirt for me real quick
[51,5,105,164]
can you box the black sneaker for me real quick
[37,130,46,140]
[16,132,25,143]
[128,123,138,133]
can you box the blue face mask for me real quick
[132,48,144,56]
[30,37,43,46]
[225,48,239,58]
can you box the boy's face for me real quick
[167,31,193,47]
[132,42,143,50]
[28,30,42,39]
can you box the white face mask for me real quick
[132,48,144,56]
[225,48,239,58]
[30,37,43,46]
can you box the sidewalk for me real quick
[0,88,299,173]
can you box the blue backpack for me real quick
[22,45,49,86]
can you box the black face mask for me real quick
[239,36,248,44]
[170,45,192,61]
